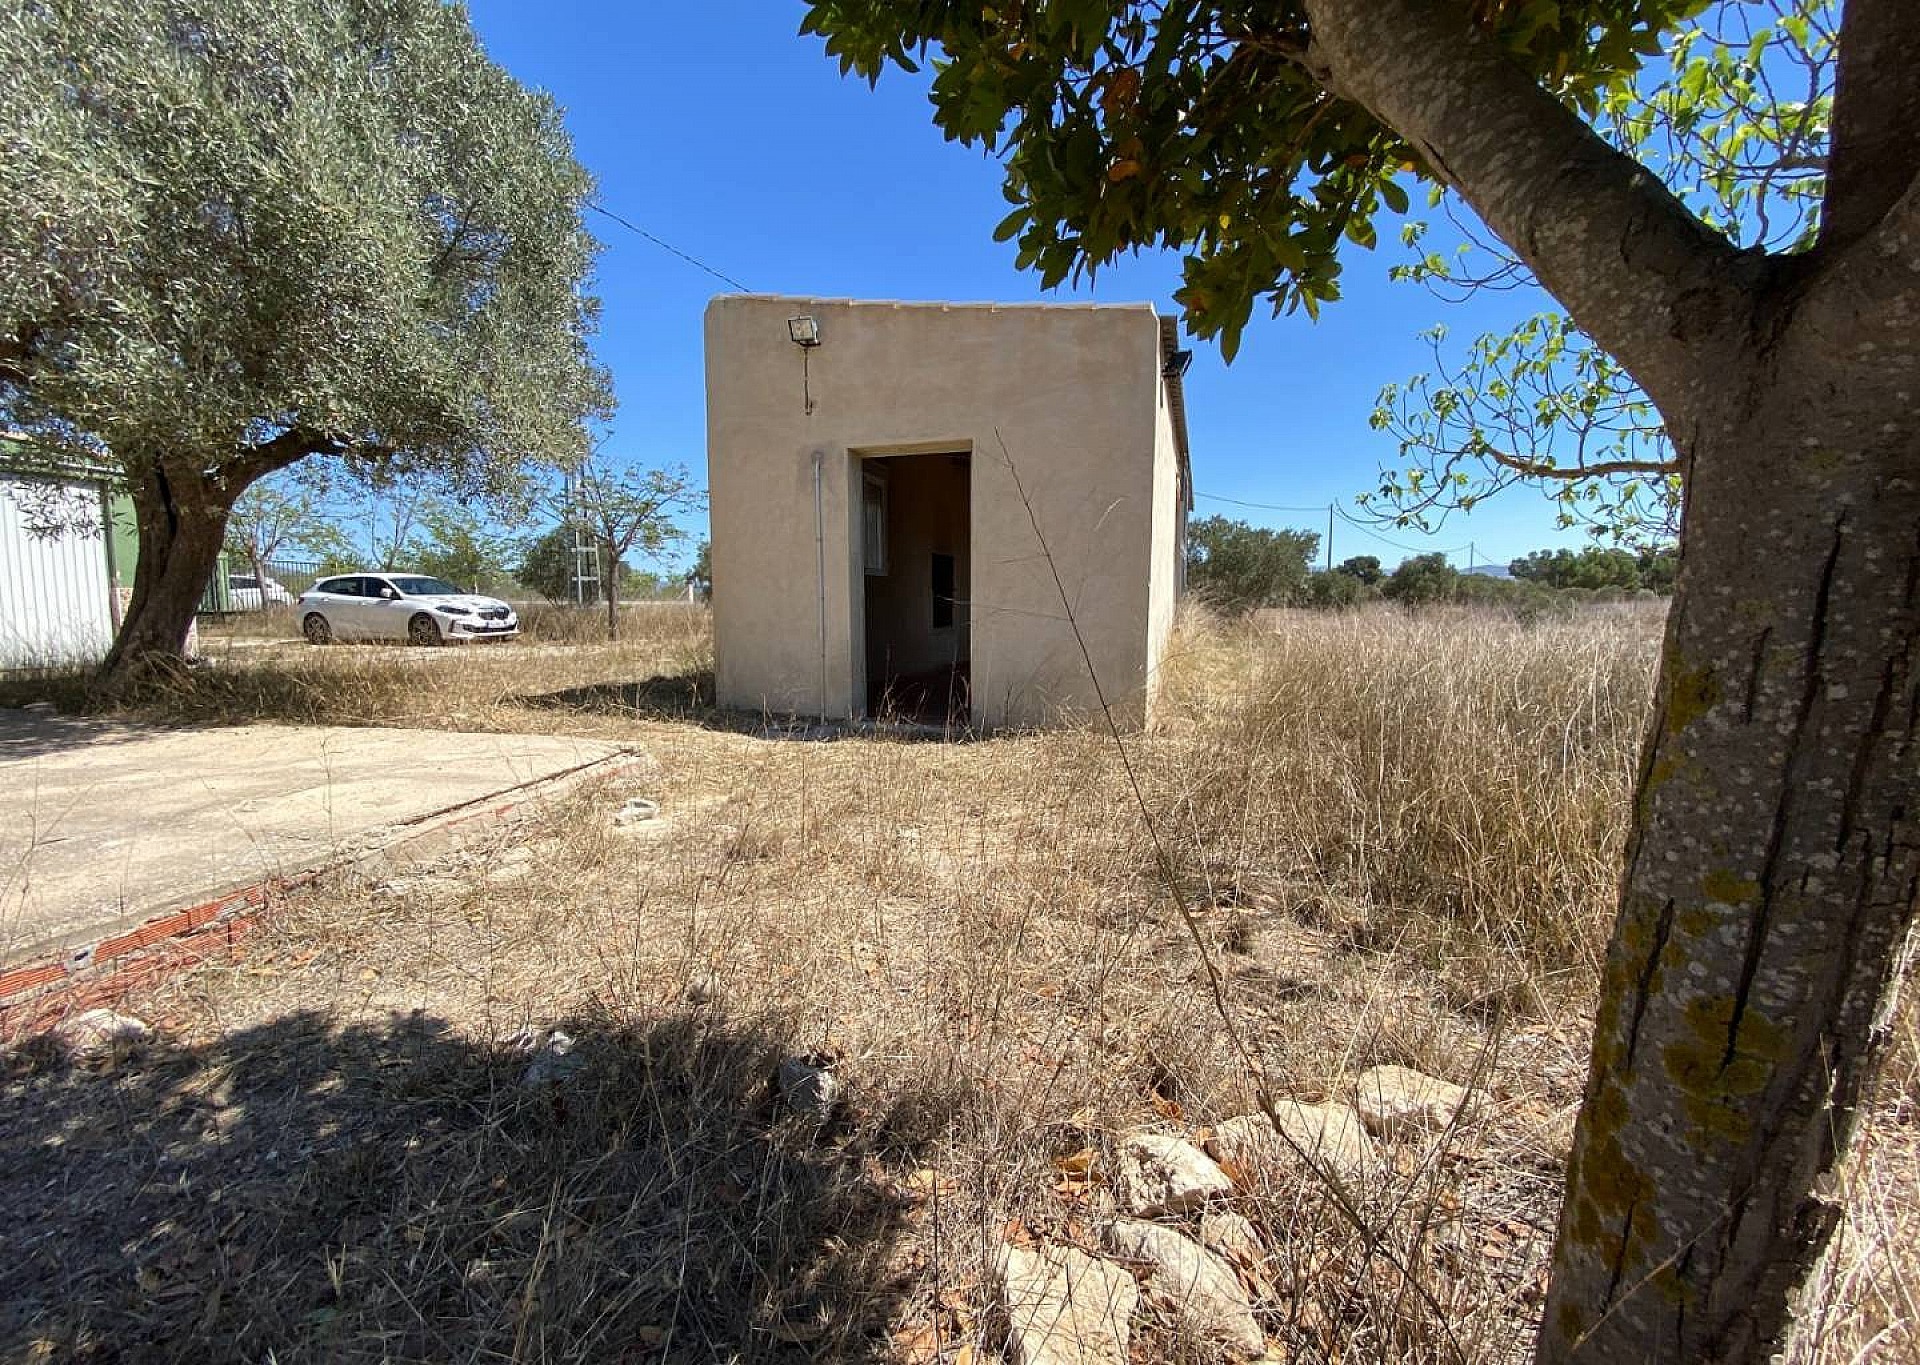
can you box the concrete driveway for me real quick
[0,714,631,964]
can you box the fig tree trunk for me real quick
[1538,261,1919,1361]
[97,459,237,692]
[604,541,620,640]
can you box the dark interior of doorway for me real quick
[862,451,970,728]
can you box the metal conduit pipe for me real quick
[812,449,828,718]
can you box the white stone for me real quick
[994,1241,1139,1365]
[52,1008,149,1058]
[1198,1210,1288,1302]
[1115,1130,1233,1216]
[1353,1066,1470,1139]
[519,1028,583,1088]
[1206,1102,1377,1186]
[1198,1210,1264,1270]
[613,797,660,826]
[1104,1218,1265,1358]
[776,1055,842,1120]
[484,844,538,883]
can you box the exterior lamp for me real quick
[789,314,822,415]
[1162,348,1194,379]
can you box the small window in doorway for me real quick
[862,471,888,576]
[931,552,956,629]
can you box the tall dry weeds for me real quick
[1148,603,1658,1005]
[5,601,1910,1364]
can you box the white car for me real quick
[228,572,294,610]
[297,573,519,645]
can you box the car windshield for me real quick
[388,576,464,597]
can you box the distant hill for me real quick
[1463,563,1513,579]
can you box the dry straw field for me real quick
[2,603,1912,1363]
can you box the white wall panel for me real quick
[0,476,114,669]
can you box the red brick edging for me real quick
[0,752,642,1017]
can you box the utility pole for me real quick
[563,467,599,607]
[1468,542,1476,574]
[1326,503,1334,573]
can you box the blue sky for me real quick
[464,0,1592,571]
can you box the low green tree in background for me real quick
[225,471,351,593]
[687,541,712,601]
[1184,515,1319,612]
[414,501,514,593]
[544,455,701,640]
[1335,554,1384,586]
[1511,545,1660,591]
[515,526,580,606]
[1302,568,1368,609]
[1380,552,1460,605]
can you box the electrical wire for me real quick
[588,202,751,292]
[1195,490,1330,514]
[1196,489,1470,556]
[1333,505,1470,557]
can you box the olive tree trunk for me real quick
[97,459,236,692]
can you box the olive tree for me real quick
[802,1,1919,1359]
[0,0,608,687]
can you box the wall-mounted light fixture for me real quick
[1162,348,1194,379]
[788,315,821,414]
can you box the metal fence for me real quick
[198,555,325,614]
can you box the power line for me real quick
[1332,505,1470,558]
[588,201,751,292]
[1195,490,1329,514]
[1195,489,1472,559]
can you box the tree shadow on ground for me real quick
[514,673,994,745]
[1,1007,917,1363]
[514,670,724,728]
[0,710,167,762]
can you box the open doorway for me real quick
[859,451,970,727]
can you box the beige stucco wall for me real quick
[706,295,1177,729]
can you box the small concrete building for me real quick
[706,296,1191,730]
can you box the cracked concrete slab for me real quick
[0,714,631,964]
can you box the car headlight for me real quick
[437,605,472,616]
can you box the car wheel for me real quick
[303,613,333,645]
[408,613,442,647]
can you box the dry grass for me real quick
[2,601,1912,1363]
[121,603,717,734]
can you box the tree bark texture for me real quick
[1300,2,1920,1359]
[98,459,235,691]
[605,541,620,640]
[1538,233,1920,1359]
